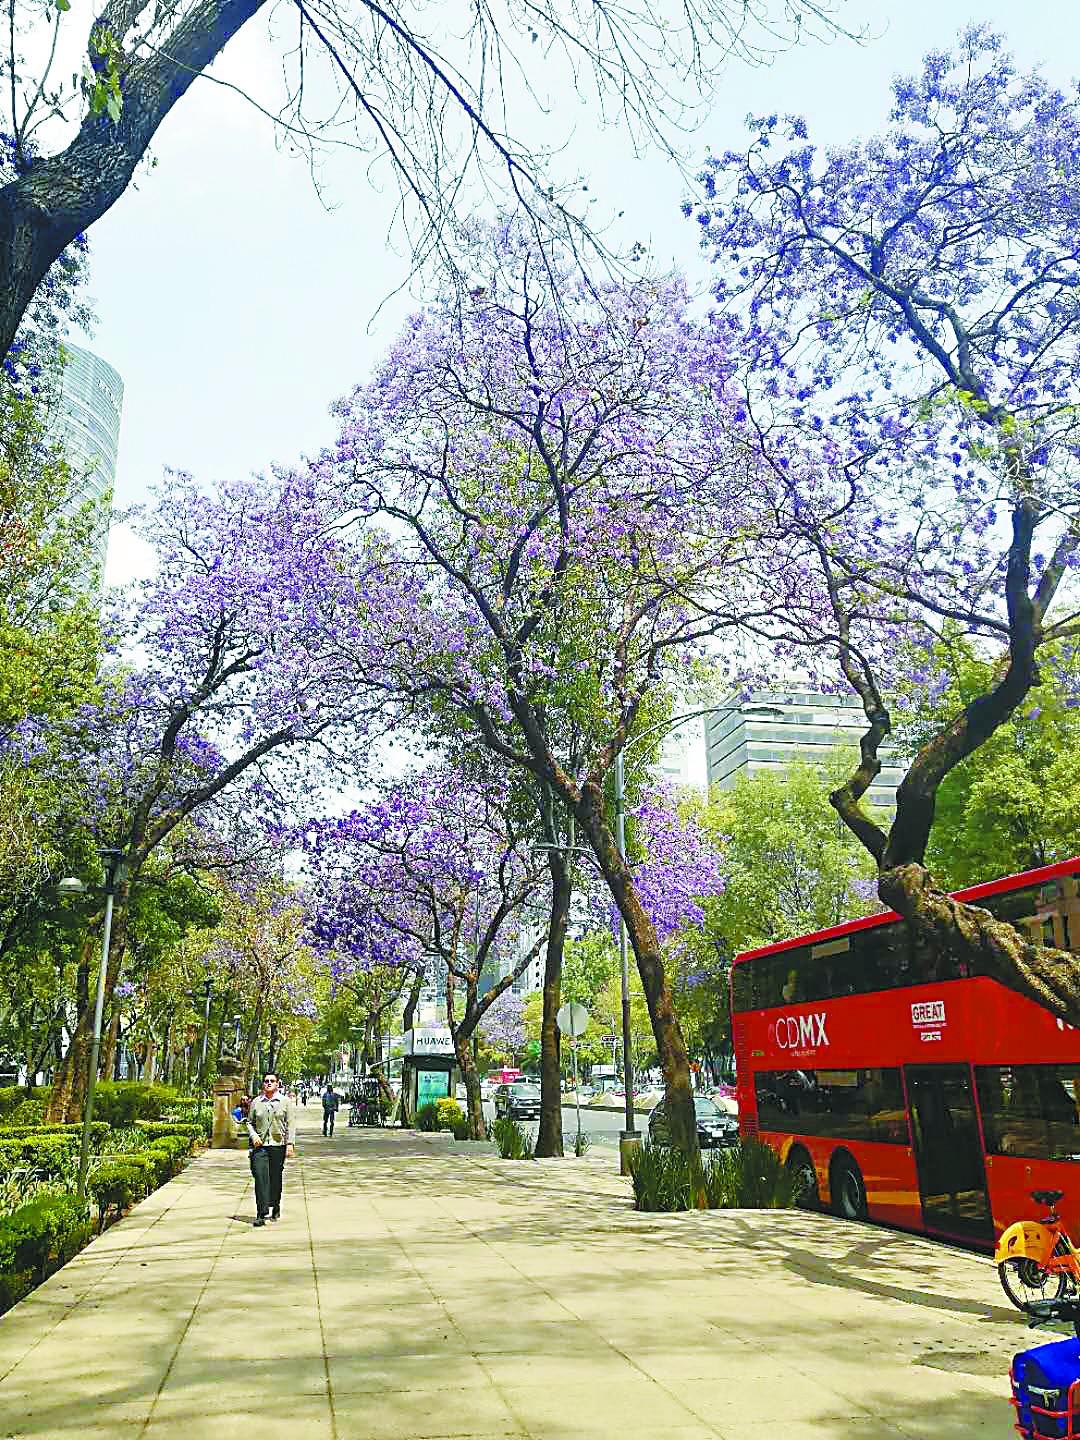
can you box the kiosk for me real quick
[401,1026,458,1124]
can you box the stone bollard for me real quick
[212,1054,249,1149]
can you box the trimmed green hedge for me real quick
[0,1193,91,1308]
[0,1123,109,1145]
[0,1133,79,1179]
[133,1121,201,1142]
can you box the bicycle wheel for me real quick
[998,1257,1069,1310]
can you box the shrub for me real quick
[146,1135,193,1178]
[572,1130,592,1158]
[91,1083,178,1127]
[89,1160,150,1227]
[6,1095,48,1126]
[0,1193,91,1284]
[415,1102,440,1132]
[434,1099,465,1132]
[162,1105,212,1140]
[0,1133,80,1181]
[706,1138,796,1210]
[492,1117,533,1160]
[628,1138,795,1213]
[451,1120,471,1141]
[0,1087,33,1121]
[0,1122,109,1147]
[134,1121,201,1142]
[627,1139,693,1211]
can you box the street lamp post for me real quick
[75,846,126,1204]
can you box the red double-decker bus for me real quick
[730,856,1080,1248]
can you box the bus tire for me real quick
[786,1147,819,1210]
[831,1153,868,1221]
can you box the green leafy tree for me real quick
[695,753,882,955]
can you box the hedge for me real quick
[0,1193,91,1308]
[0,1123,109,1146]
[133,1121,202,1142]
[0,1133,80,1179]
[0,1086,39,1121]
[89,1083,180,1127]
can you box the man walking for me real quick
[247,1073,296,1227]
[321,1083,339,1137]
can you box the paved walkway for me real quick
[0,1116,1036,1439]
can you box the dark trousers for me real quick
[249,1144,286,1217]
[322,1109,335,1136]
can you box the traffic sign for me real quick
[556,1002,589,1038]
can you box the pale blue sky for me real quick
[90,0,1073,582]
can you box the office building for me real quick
[49,342,124,583]
[705,689,906,812]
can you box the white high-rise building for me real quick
[49,342,124,584]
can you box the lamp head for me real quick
[57,876,87,896]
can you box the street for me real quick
[481,1100,637,1149]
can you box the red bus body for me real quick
[730,857,1080,1249]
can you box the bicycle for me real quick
[997,1189,1080,1311]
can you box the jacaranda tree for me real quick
[304,764,547,1137]
[318,226,768,1165]
[35,466,382,1119]
[696,27,1080,1018]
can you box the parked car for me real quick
[479,1077,500,1102]
[648,1096,739,1150]
[493,1081,542,1121]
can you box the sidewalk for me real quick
[0,1115,1031,1439]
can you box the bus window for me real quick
[976,1064,1080,1163]
[754,1067,907,1144]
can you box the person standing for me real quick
[247,1073,295,1227]
[321,1084,339,1137]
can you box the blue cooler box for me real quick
[1012,1337,1080,1438]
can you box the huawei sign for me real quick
[768,1012,829,1051]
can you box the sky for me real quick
[86,0,1079,587]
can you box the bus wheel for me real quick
[786,1148,819,1210]
[831,1155,868,1221]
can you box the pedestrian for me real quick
[247,1072,296,1227]
[321,1083,339,1137]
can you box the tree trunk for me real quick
[878,862,1080,1023]
[161,1012,174,1083]
[44,904,129,1123]
[575,781,701,1182]
[142,1036,158,1082]
[454,1026,485,1139]
[100,1008,121,1082]
[242,999,264,1093]
[535,850,570,1158]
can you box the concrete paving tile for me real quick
[477,1349,641,1388]
[144,1400,334,1439]
[679,1376,877,1426]
[0,1399,150,1438]
[330,1386,523,1439]
[327,1350,492,1394]
[500,1378,703,1435]
[161,1352,328,1395]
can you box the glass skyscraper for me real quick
[49,342,124,583]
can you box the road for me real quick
[480,1100,643,1148]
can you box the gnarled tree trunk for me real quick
[575,781,701,1181]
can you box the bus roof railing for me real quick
[731,854,1080,968]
